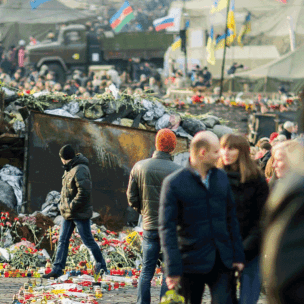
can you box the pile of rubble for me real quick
[0,86,235,213]
[1,86,233,140]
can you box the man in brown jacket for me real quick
[127,129,181,304]
[43,144,107,279]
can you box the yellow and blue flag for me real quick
[226,0,236,46]
[215,33,226,50]
[237,12,251,47]
[171,36,182,51]
[214,29,234,50]
[210,0,229,14]
[206,26,216,65]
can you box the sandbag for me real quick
[174,126,193,140]
[212,125,233,138]
[120,118,146,130]
[155,114,171,130]
[182,119,206,136]
[141,99,153,111]
[201,115,220,128]
[103,101,117,115]
[153,101,165,119]
[84,104,104,120]
[168,114,181,131]
[142,110,154,122]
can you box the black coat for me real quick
[226,171,269,261]
[159,166,245,277]
[59,154,93,220]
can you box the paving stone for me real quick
[0,277,268,303]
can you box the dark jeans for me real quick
[180,252,233,304]
[229,256,261,304]
[137,230,168,304]
[52,218,107,275]
[239,256,261,304]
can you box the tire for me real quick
[47,63,66,84]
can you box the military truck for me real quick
[25,24,174,83]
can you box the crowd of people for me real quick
[0,45,217,102]
[1,40,304,304]
[125,118,303,304]
[0,54,167,98]
[18,110,303,304]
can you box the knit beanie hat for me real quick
[155,129,177,153]
[59,144,76,160]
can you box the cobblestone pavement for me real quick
[0,278,268,304]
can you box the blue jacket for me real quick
[159,165,245,276]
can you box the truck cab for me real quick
[26,24,174,83]
[26,25,90,83]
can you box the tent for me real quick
[228,43,304,92]
[169,0,304,59]
[0,0,95,49]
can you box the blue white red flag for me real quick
[153,15,175,31]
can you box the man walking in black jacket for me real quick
[43,145,107,279]
[159,131,245,304]
[127,129,181,304]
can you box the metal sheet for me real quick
[26,112,188,222]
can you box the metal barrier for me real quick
[23,111,188,221]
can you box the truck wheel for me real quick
[47,64,66,84]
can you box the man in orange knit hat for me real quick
[127,128,182,304]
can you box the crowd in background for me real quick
[250,121,303,184]
[0,59,167,98]
[0,40,217,101]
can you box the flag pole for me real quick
[219,0,231,99]
[183,0,188,81]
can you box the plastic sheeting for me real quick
[155,114,171,130]
[41,191,61,218]
[0,165,23,206]
[62,101,80,116]
[12,120,25,133]
[0,180,17,209]
[44,109,76,118]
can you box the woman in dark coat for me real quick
[218,134,269,304]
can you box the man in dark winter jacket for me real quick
[127,129,181,304]
[159,131,245,304]
[43,145,107,279]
